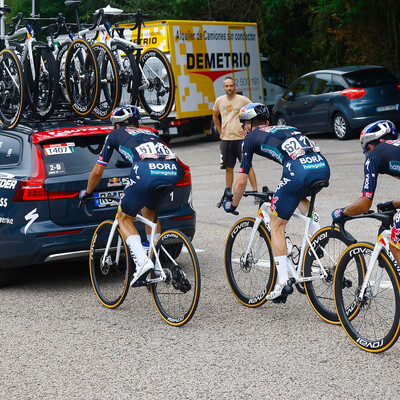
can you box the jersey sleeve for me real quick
[361,154,380,199]
[239,136,254,175]
[97,133,114,166]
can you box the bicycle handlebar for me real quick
[7,12,23,36]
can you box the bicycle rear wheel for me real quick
[65,39,100,116]
[23,41,59,119]
[334,242,400,353]
[110,42,140,106]
[92,42,121,119]
[150,230,200,326]
[303,226,357,324]
[56,41,71,104]
[225,218,275,307]
[90,220,131,308]
[0,49,24,129]
[139,47,175,120]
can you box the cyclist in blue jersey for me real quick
[223,103,330,302]
[331,120,400,264]
[79,106,183,286]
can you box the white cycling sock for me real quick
[274,255,288,285]
[308,212,321,235]
[126,235,147,267]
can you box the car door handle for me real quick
[303,101,308,105]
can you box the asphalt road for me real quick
[1,132,400,399]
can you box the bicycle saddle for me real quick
[309,179,329,195]
[64,0,81,7]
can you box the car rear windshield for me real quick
[344,68,399,88]
[40,135,130,177]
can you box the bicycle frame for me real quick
[245,200,329,284]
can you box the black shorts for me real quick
[220,140,243,169]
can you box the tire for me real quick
[0,49,24,129]
[139,47,175,120]
[303,226,356,324]
[92,43,121,119]
[276,114,287,126]
[110,42,139,106]
[225,217,276,307]
[23,41,59,119]
[89,220,131,308]
[150,230,200,326]
[65,39,100,116]
[56,41,71,103]
[334,242,400,353]
[332,112,353,140]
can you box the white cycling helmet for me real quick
[239,103,270,122]
[110,105,141,125]
[360,120,398,153]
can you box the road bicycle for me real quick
[95,7,175,120]
[333,209,400,353]
[82,189,200,327]
[0,6,24,128]
[219,182,354,324]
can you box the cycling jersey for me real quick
[361,140,400,199]
[239,125,330,220]
[97,126,182,216]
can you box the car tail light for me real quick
[13,145,79,202]
[341,88,366,99]
[176,159,191,186]
[397,83,400,91]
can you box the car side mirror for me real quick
[287,91,295,101]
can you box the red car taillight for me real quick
[13,145,79,202]
[341,88,366,99]
[397,83,400,91]
[176,159,191,187]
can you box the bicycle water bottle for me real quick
[285,234,293,256]
[142,241,150,256]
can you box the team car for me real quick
[0,119,196,286]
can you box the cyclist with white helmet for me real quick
[80,105,183,285]
[223,102,330,303]
[332,119,400,263]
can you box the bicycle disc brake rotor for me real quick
[172,266,191,293]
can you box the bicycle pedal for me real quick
[131,279,147,288]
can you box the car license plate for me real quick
[93,191,123,208]
[376,104,398,112]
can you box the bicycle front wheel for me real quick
[139,47,175,120]
[225,218,275,307]
[334,242,400,353]
[65,39,100,116]
[303,226,356,324]
[92,43,121,119]
[90,220,131,308]
[0,49,24,129]
[150,230,200,326]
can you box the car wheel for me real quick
[332,113,353,140]
[276,114,287,126]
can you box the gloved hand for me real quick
[79,189,91,203]
[377,201,396,212]
[331,207,345,224]
[223,199,237,214]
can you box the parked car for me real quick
[0,119,196,286]
[271,65,400,140]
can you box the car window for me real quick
[332,74,347,91]
[0,134,22,167]
[286,75,313,99]
[310,73,332,95]
[40,135,129,177]
[343,68,399,88]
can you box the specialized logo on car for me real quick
[149,162,178,176]
[0,179,17,189]
[299,154,326,170]
[24,208,39,234]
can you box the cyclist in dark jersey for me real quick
[79,105,183,286]
[223,103,330,302]
[332,119,400,265]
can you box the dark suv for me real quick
[272,65,400,140]
[0,119,195,286]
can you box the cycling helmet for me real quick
[239,103,270,122]
[110,105,141,125]
[360,120,398,153]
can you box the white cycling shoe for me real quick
[266,282,293,303]
[130,258,154,286]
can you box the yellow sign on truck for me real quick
[127,20,267,140]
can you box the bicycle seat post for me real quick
[307,179,329,218]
